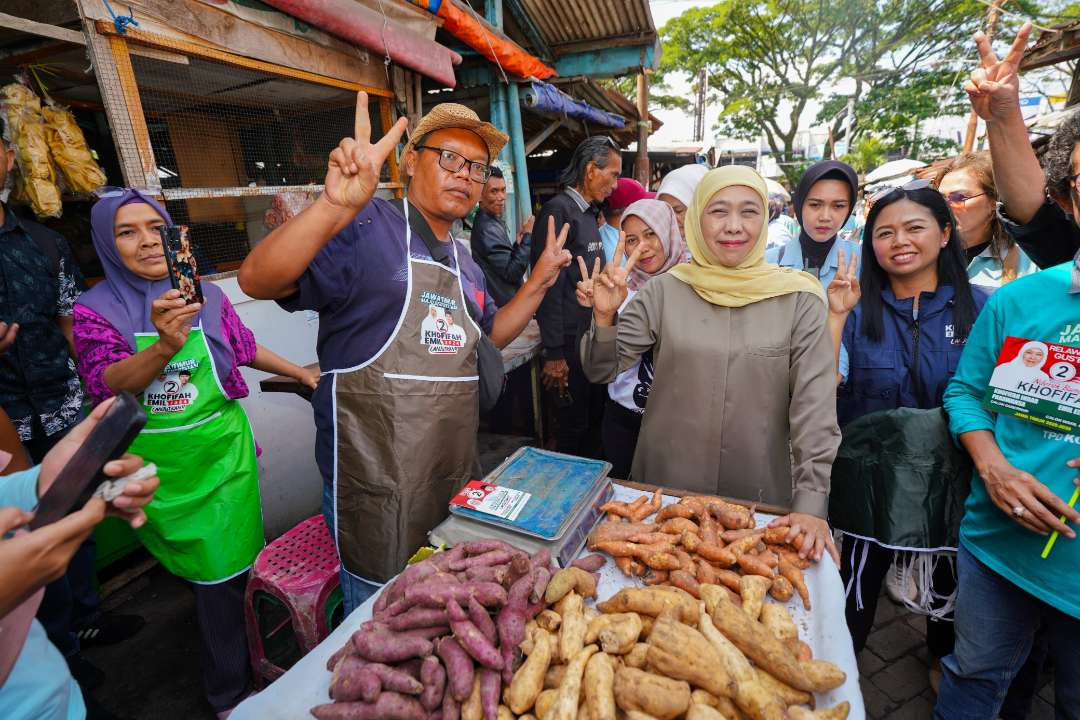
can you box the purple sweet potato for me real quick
[404,582,507,610]
[311,692,427,720]
[327,642,358,672]
[431,545,467,572]
[504,553,533,587]
[398,658,425,680]
[461,539,515,556]
[329,655,380,703]
[378,560,439,614]
[529,567,551,605]
[436,637,474,703]
[570,554,606,572]
[351,628,433,663]
[447,599,503,670]
[529,549,552,569]
[367,663,424,695]
[464,565,509,585]
[478,668,500,720]
[467,596,497,644]
[449,550,515,572]
[400,625,451,641]
[442,693,461,720]
[420,656,447,712]
[389,607,451,632]
[427,712,442,720]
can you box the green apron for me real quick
[130,327,264,583]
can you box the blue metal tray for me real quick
[448,447,611,541]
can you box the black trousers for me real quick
[601,398,642,480]
[28,422,102,659]
[839,538,956,658]
[554,336,605,458]
[193,574,252,712]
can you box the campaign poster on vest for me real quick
[984,336,1080,433]
[144,358,200,414]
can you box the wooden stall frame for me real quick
[95,22,404,194]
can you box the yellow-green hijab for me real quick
[669,166,826,307]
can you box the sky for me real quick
[647,0,717,146]
[644,0,1071,150]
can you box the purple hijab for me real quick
[76,188,234,386]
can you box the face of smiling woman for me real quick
[697,185,765,267]
[870,198,950,282]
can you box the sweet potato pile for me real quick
[312,540,569,720]
[589,494,813,611]
[510,583,849,720]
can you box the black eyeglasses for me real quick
[942,191,986,207]
[415,145,491,184]
[867,179,932,208]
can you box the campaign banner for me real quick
[983,336,1080,433]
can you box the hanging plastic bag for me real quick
[42,102,106,194]
[1,80,61,217]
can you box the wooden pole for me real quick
[963,0,1006,152]
[635,71,650,188]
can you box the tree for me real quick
[657,0,996,183]
[841,136,888,173]
[599,76,690,112]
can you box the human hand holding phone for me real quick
[151,289,200,357]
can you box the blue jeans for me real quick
[934,544,1080,720]
[321,482,380,615]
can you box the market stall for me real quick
[232,483,865,720]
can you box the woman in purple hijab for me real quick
[72,188,316,718]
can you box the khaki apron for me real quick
[332,199,480,583]
[130,327,264,583]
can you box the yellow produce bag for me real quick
[43,104,106,193]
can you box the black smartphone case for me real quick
[29,392,147,529]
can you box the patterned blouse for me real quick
[73,295,257,407]
[0,209,86,441]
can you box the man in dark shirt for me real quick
[530,136,621,456]
[470,166,534,306]
[239,97,571,611]
[970,23,1080,265]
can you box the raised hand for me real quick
[532,216,573,290]
[0,322,18,354]
[593,232,642,321]
[151,289,200,356]
[826,246,860,316]
[324,91,408,211]
[575,256,601,308]
[967,22,1031,122]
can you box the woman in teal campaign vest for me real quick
[73,189,316,718]
[936,258,1080,719]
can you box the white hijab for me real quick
[656,164,709,207]
[990,340,1051,390]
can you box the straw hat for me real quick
[404,103,508,161]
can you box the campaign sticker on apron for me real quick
[143,358,200,414]
[420,301,466,355]
[984,335,1080,433]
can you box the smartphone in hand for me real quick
[30,392,147,529]
[158,224,204,305]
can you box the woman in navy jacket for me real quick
[826,181,989,685]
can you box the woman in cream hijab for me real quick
[580,166,842,562]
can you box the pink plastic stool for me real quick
[244,514,341,685]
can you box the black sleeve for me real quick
[473,216,531,285]
[999,200,1080,269]
[531,202,568,358]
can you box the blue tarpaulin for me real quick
[521,81,625,129]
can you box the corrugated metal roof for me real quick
[519,0,655,52]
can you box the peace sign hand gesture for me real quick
[324,91,408,211]
[967,22,1031,123]
[593,232,642,322]
[826,246,860,316]
[531,216,573,290]
[575,256,600,308]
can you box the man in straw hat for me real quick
[239,94,571,610]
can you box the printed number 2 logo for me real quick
[1050,362,1077,382]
